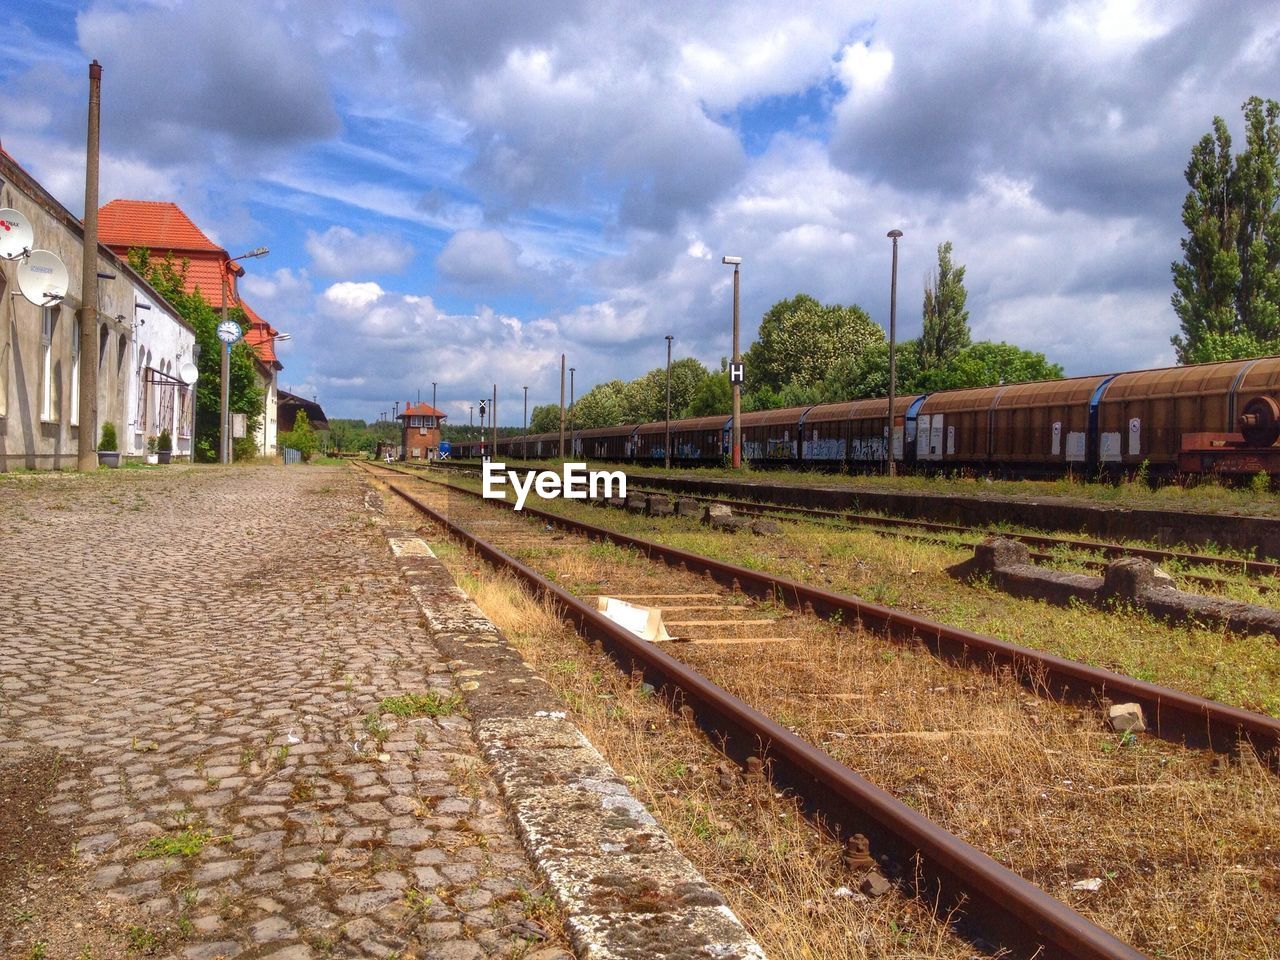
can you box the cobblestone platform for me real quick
[0,465,571,960]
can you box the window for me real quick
[70,318,81,425]
[40,306,56,422]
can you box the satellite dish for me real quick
[178,361,200,385]
[16,250,70,307]
[0,208,34,260]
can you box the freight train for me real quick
[449,355,1280,477]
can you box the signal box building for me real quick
[0,146,195,471]
[396,402,445,460]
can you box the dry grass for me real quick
[380,475,1280,960]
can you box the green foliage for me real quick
[570,379,628,428]
[920,341,1064,390]
[620,357,710,423]
[157,428,172,453]
[817,339,925,401]
[920,241,971,371]
[379,691,464,717]
[128,249,263,461]
[279,409,320,462]
[98,421,118,452]
[1171,97,1280,364]
[685,371,732,416]
[743,294,883,394]
[528,403,562,433]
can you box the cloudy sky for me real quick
[2,1,1275,422]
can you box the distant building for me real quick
[0,145,195,470]
[396,402,446,460]
[98,199,285,455]
[278,391,329,435]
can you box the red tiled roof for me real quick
[99,199,224,253]
[241,301,282,369]
[399,402,446,420]
[182,254,238,308]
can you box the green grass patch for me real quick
[379,691,464,718]
[137,828,219,859]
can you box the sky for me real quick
[1,0,1275,423]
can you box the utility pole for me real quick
[558,354,566,460]
[568,366,575,454]
[886,229,903,477]
[77,60,102,472]
[722,256,742,468]
[664,335,673,469]
[492,383,497,459]
[522,385,528,461]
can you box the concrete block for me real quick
[674,498,702,518]
[750,519,781,536]
[645,495,674,517]
[1108,702,1146,734]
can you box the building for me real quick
[396,402,446,460]
[0,146,195,471]
[98,199,284,456]
[278,391,329,435]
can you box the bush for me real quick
[280,410,320,462]
[158,429,172,453]
[146,435,158,454]
[99,421,118,452]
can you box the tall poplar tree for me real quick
[919,241,971,371]
[1171,97,1280,363]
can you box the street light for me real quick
[886,229,903,477]
[219,246,269,464]
[722,256,742,468]
[664,335,673,469]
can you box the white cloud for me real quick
[435,229,523,287]
[323,281,386,310]
[305,225,415,277]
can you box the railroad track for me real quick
[423,459,1279,592]
[360,462,1158,960]
[359,462,1280,959]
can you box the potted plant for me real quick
[157,428,173,464]
[98,422,120,468]
[145,435,159,465]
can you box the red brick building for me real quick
[98,200,285,453]
[396,402,446,460]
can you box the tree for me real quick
[685,372,731,416]
[922,341,1063,390]
[571,380,628,428]
[919,241,971,371]
[1171,97,1280,364]
[528,403,561,433]
[128,249,264,461]
[744,294,883,396]
[620,358,710,423]
[820,340,924,401]
[279,409,319,461]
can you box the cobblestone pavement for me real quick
[0,465,571,960]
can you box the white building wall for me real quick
[253,365,278,456]
[125,286,196,459]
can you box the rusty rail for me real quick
[379,463,1280,766]
[365,467,1149,960]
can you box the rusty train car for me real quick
[464,356,1280,476]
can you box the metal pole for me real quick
[523,385,528,460]
[664,335,673,469]
[492,383,497,459]
[558,354,566,460]
[887,229,903,477]
[78,60,102,472]
[431,381,437,457]
[469,405,473,427]
[731,262,741,469]
[569,367,575,453]
[220,271,231,465]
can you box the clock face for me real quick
[216,320,242,344]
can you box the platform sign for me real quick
[729,363,744,384]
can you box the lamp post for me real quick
[569,367,575,452]
[523,385,528,460]
[219,245,269,464]
[664,335,673,469]
[886,229,903,477]
[722,256,742,468]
